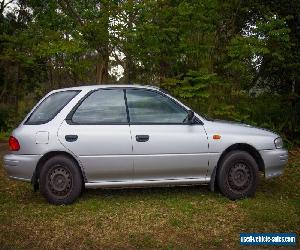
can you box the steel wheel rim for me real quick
[47,165,72,197]
[228,162,252,192]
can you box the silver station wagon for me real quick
[4,85,288,204]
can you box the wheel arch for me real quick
[210,143,264,191]
[31,151,86,191]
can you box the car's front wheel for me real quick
[39,155,82,204]
[217,150,259,200]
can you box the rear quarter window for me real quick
[25,90,80,125]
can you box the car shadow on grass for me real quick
[82,183,210,197]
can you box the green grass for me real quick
[0,145,299,249]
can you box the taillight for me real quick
[9,136,20,151]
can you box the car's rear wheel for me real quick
[217,150,258,200]
[39,155,82,204]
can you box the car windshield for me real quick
[26,90,79,124]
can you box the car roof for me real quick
[51,84,160,93]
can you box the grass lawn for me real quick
[0,144,299,249]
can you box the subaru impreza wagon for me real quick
[3,85,288,204]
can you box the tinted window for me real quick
[26,91,79,124]
[126,89,187,123]
[72,89,127,124]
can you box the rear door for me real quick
[125,88,209,182]
[58,88,133,183]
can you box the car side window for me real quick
[126,89,187,124]
[71,89,127,124]
[26,91,79,125]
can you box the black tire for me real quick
[39,155,83,205]
[217,150,258,200]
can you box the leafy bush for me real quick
[0,104,14,132]
[161,70,300,148]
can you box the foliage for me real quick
[0,104,14,132]
[0,0,299,144]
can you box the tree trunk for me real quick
[95,1,109,85]
[96,55,109,84]
[48,63,54,90]
[15,63,20,115]
[124,0,134,84]
[124,53,134,84]
[0,81,7,100]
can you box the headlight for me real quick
[274,137,283,149]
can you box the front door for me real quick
[58,88,133,183]
[125,88,209,182]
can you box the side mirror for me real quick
[187,110,195,123]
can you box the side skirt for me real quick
[85,177,209,189]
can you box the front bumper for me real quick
[3,154,41,182]
[259,148,288,179]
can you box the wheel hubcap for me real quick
[228,162,251,191]
[48,166,72,196]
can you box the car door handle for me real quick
[65,135,78,142]
[136,135,149,142]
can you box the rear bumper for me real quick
[3,154,41,182]
[259,149,288,179]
